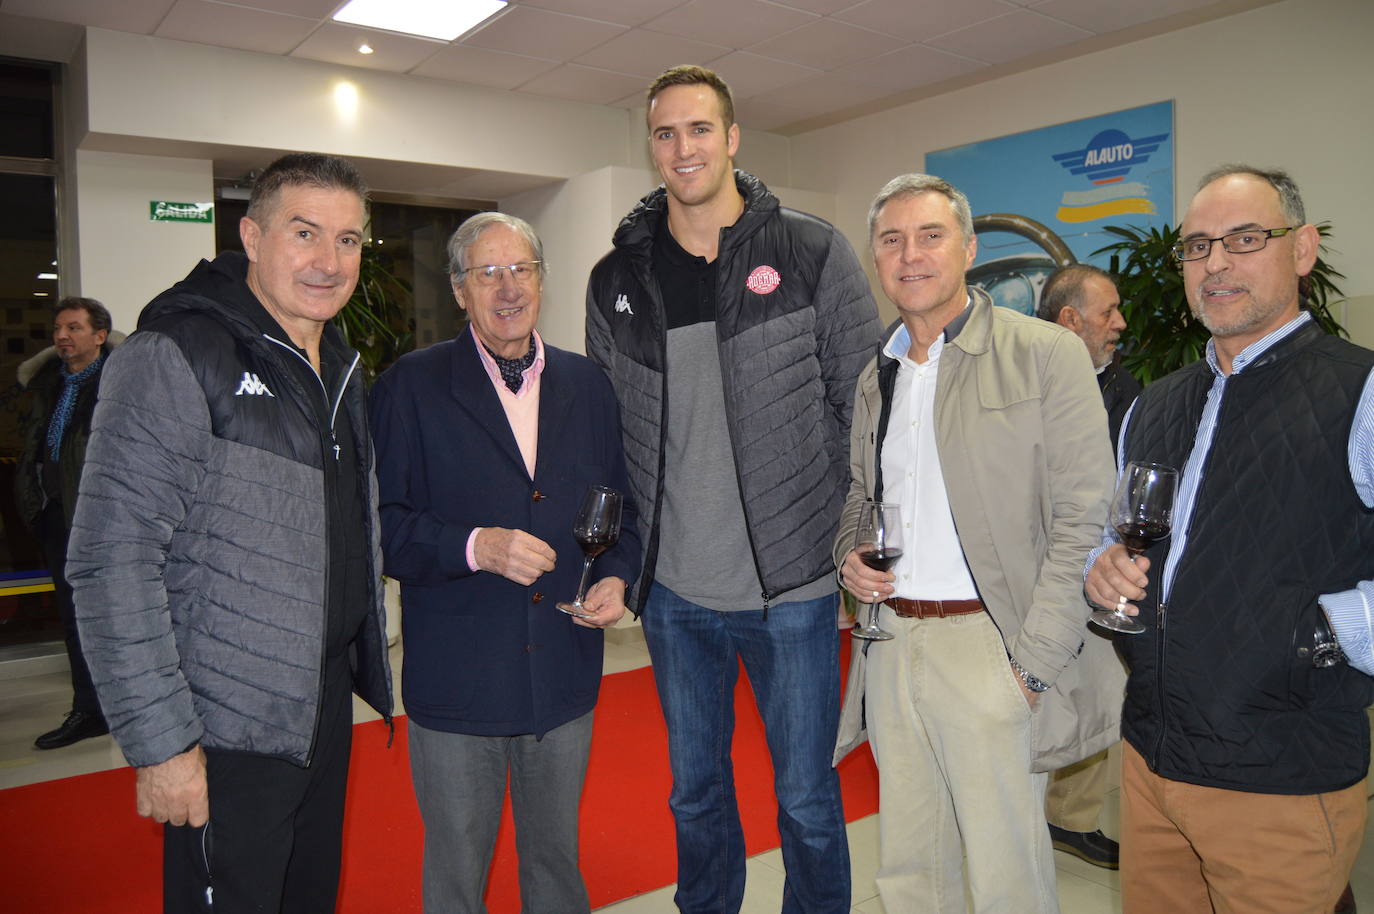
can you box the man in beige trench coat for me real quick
[833,173,1122,913]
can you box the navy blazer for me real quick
[370,329,640,737]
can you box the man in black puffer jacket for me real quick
[1087,165,1373,913]
[586,66,880,913]
[67,153,392,914]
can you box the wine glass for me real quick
[558,485,622,619]
[851,501,903,642]
[1092,461,1178,634]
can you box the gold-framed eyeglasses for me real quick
[460,261,543,285]
[1171,227,1299,263]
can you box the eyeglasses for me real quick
[1171,227,1298,263]
[460,261,543,286]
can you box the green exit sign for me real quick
[150,201,214,223]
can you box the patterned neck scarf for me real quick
[46,353,104,462]
[484,338,536,394]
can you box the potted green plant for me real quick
[333,241,415,382]
[1094,222,1347,384]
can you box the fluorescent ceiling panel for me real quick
[332,0,505,41]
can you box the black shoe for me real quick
[34,710,109,750]
[1048,824,1120,870]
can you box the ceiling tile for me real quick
[291,21,445,71]
[2,0,176,32]
[707,50,822,100]
[1033,0,1216,34]
[836,41,984,90]
[229,0,343,18]
[746,18,905,71]
[515,0,687,27]
[574,28,729,79]
[836,0,1019,42]
[643,0,815,47]
[767,0,864,14]
[928,8,1092,64]
[411,44,557,88]
[156,1,318,55]
[517,63,648,104]
[462,5,625,59]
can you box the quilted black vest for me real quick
[1119,322,1374,794]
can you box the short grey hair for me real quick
[447,211,546,284]
[868,173,974,243]
[1036,263,1116,323]
[1197,164,1306,226]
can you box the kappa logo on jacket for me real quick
[233,371,275,397]
[614,293,634,315]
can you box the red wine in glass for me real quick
[558,486,622,619]
[858,548,903,573]
[1092,462,1178,634]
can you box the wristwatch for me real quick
[1008,654,1050,693]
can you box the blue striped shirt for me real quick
[1086,311,1374,675]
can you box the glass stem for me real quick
[574,556,595,605]
[866,600,880,630]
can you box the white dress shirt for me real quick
[880,321,978,601]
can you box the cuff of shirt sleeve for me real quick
[465,528,482,573]
[1319,589,1374,676]
[1084,544,1108,582]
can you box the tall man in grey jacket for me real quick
[586,66,880,912]
[836,174,1117,912]
[67,153,392,913]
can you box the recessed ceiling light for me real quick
[357,42,374,55]
[36,272,58,280]
[333,0,506,42]
[33,291,49,297]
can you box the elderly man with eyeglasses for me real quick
[1086,165,1373,913]
[370,211,641,913]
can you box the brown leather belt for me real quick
[885,597,984,619]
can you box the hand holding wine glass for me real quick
[1091,462,1178,634]
[558,485,622,619]
[851,501,903,642]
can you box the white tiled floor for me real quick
[4,623,1373,913]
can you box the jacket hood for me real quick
[17,331,128,389]
[139,250,355,362]
[612,169,780,262]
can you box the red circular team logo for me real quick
[746,265,782,295]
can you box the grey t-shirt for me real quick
[656,322,834,611]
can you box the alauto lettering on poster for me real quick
[927,102,1174,314]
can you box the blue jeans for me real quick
[642,582,851,914]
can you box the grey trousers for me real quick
[408,712,594,914]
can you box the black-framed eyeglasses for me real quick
[1171,227,1299,263]
[459,261,543,286]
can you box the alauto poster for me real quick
[926,101,1174,313]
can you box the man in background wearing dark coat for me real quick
[1036,263,1139,869]
[16,297,117,749]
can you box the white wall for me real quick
[503,165,657,354]
[789,0,1374,336]
[74,150,215,332]
[79,28,633,192]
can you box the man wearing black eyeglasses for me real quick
[1086,166,1373,913]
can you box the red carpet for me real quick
[0,646,877,912]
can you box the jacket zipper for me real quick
[262,336,358,766]
[708,229,774,617]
